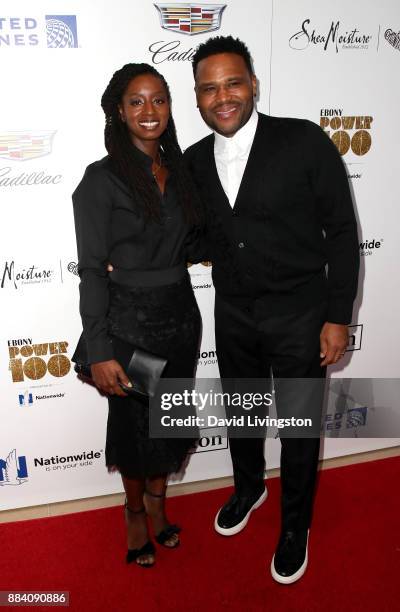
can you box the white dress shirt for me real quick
[214,107,259,208]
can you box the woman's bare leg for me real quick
[122,476,155,565]
[144,474,179,547]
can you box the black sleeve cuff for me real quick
[327,299,354,325]
[87,336,114,364]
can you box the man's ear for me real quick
[252,74,257,98]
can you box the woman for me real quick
[72,63,202,567]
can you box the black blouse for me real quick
[72,147,194,364]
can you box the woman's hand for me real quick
[90,359,131,396]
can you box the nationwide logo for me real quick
[0,15,78,48]
[197,349,217,367]
[8,338,71,383]
[384,28,400,51]
[0,131,56,161]
[18,390,34,406]
[1,260,55,289]
[33,449,103,472]
[320,109,373,157]
[192,281,212,290]
[149,3,226,63]
[0,449,28,486]
[18,390,65,405]
[347,324,363,352]
[289,19,373,52]
[359,237,383,256]
[154,3,226,35]
[193,429,227,453]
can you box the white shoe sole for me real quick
[214,487,268,536]
[270,530,309,584]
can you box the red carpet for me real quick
[1,456,399,611]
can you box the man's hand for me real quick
[320,322,349,366]
[90,359,131,396]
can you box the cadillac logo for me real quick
[0,131,56,161]
[154,3,226,35]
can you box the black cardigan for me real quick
[184,113,359,324]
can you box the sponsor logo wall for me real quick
[0,15,78,48]
[1,0,398,511]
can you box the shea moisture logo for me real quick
[1,261,54,289]
[320,109,373,157]
[289,19,373,52]
[8,338,71,383]
[384,28,400,51]
[67,261,79,276]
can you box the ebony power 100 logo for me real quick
[8,338,71,382]
[320,109,373,156]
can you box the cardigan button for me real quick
[238,242,245,248]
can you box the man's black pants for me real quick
[215,293,327,532]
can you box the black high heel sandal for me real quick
[124,501,155,567]
[144,489,181,548]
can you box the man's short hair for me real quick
[192,35,254,78]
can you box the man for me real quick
[184,36,359,584]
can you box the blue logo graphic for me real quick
[18,390,33,406]
[0,449,28,486]
[346,406,367,428]
[45,15,78,48]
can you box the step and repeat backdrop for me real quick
[1,0,399,509]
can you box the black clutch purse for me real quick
[71,333,168,402]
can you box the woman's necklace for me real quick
[152,152,162,178]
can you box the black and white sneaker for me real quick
[271,529,309,584]
[214,487,268,536]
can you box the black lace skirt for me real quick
[105,273,201,479]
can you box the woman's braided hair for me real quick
[101,62,200,223]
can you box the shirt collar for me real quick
[214,107,258,155]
